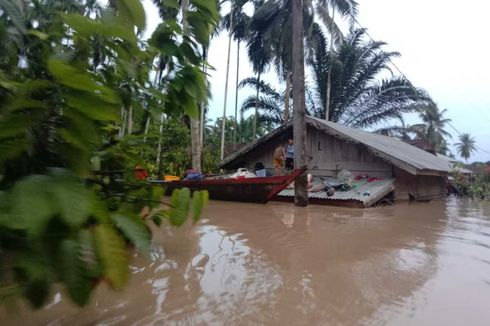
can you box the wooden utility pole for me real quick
[291,0,308,206]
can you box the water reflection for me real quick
[2,198,490,325]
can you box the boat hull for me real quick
[154,169,305,204]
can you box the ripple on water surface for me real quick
[1,197,490,326]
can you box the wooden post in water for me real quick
[291,0,308,206]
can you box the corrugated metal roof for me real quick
[220,116,453,175]
[435,154,473,174]
[277,178,395,207]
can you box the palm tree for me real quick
[410,104,452,153]
[375,116,413,141]
[239,76,317,127]
[245,0,273,138]
[239,77,285,126]
[314,0,359,120]
[309,28,432,128]
[455,133,476,163]
[222,0,251,145]
[246,0,318,125]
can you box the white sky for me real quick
[143,0,490,163]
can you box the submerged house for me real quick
[219,116,454,207]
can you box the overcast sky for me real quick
[143,0,490,162]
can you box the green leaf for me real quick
[48,59,119,104]
[14,254,52,308]
[163,0,179,9]
[10,175,55,236]
[60,239,92,306]
[151,186,164,209]
[180,42,200,65]
[27,29,48,40]
[79,229,103,278]
[65,91,119,121]
[191,190,208,223]
[94,224,129,289]
[117,0,146,29]
[184,100,199,119]
[111,214,150,254]
[8,98,47,112]
[50,175,93,229]
[191,0,219,18]
[63,13,137,44]
[169,188,191,226]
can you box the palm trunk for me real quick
[253,71,261,139]
[200,52,207,151]
[292,0,308,207]
[284,70,291,123]
[220,15,233,161]
[126,105,133,135]
[233,40,241,147]
[120,107,126,137]
[143,115,150,143]
[182,0,201,169]
[156,113,164,169]
[325,8,335,121]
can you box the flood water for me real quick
[2,197,490,325]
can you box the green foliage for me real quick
[0,0,214,308]
[169,188,191,226]
[111,214,150,253]
[191,190,209,223]
[309,28,432,127]
[94,224,129,290]
[453,172,490,200]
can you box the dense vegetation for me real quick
[0,0,216,307]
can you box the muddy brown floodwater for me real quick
[2,197,490,325]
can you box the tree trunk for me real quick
[284,70,291,123]
[182,0,201,169]
[120,107,126,137]
[325,8,335,121]
[233,40,240,147]
[143,115,150,143]
[292,0,308,207]
[220,18,233,160]
[126,105,133,134]
[156,113,164,170]
[199,49,208,153]
[253,71,261,139]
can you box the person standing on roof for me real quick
[285,138,294,171]
[273,144,285,175]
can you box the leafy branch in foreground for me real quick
[0,0,216,308]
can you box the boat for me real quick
[153,168,305,204]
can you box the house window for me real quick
[318,140,322,151]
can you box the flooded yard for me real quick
[2,197,490,325]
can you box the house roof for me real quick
[436,154,473,174]
[219,116,454,176]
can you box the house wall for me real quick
[228,132,289,174]
[307,127,393,178]
[229,126,392,178]
[394,167,447,201]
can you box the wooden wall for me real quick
[307,127,393,177]
[394,167,447,201]
[229,126,392,178]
